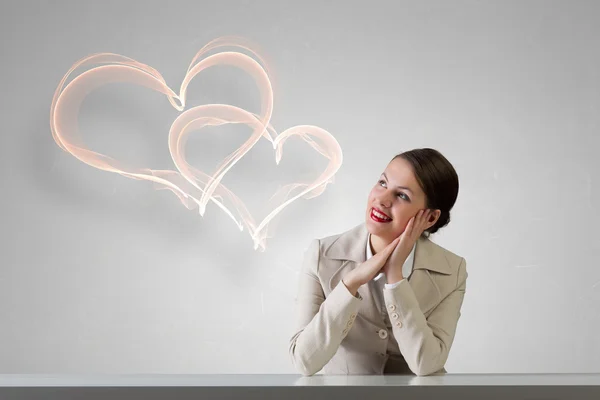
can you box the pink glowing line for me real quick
[50,36,343,251]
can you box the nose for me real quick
[376,193,393,209]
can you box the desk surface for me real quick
[1,373,600,386]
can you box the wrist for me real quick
[342,276,361,296]
[386,273,404,285]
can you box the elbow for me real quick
[409,352,447,377]
[412,361,443,377]
[414,366,437,377]
[409,340,449,376]
[289,339,318,377]
[290,355,318,376]
[297,363,318,377]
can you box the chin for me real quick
[365,216,391,236]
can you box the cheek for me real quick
[391,205,406,220]
[391,208,412,227]
[393,217,405,229]
[367,187,378,200]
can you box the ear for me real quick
[426,209,441,229]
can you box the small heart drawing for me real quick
[50,36,343,250]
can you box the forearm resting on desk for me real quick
[289,280,361,376]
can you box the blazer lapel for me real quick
[408,233,453,314]
[323,222,453,317]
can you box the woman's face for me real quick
[365,157,436,242]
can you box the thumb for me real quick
[385,236,401,251]
[377,237,400,259]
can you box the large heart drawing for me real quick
[50,36,343,251]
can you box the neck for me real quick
[369,233,390,255]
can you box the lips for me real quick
[371,207,392,223]
[372,207,391,219]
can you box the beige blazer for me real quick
[288,222,467,376]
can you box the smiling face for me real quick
[365,157,436,245]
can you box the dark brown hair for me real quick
[391,148,459,238]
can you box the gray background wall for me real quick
[1,0,599,374]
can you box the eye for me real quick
[397,192,408,201]
[379,180,409,201]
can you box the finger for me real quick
[382,237,400,255]
[390,236,401,248]
[419,209,429,225]
[378,237,400,258]
[415,210,428,234]
[422,209,430,222]
[413,210,424,228]
[421,209,431,228]
[405,215,416,236]
[383,236,400,246]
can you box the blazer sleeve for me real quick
[383,257,468,376]
[288,238,363,376]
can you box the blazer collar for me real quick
[322,222,452,275]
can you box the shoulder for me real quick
[301,223,362,275]
[425,237,468,283]
[309,229,346,268]
[318,230,345,250]
[427,238,464,266]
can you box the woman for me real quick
[289,148,466,376]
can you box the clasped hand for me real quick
[342,209,435,294]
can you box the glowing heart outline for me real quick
[50,36,343,250]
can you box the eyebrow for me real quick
[381,173,413,193]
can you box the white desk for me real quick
[1,374,599,399]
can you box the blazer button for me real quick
[343,328,349,335]
[395,321,402,328]
[346,320,353,327]
[350,313,357,320]
[378,329,388,339]
[388,304,396,311]
[390,312,399,320]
